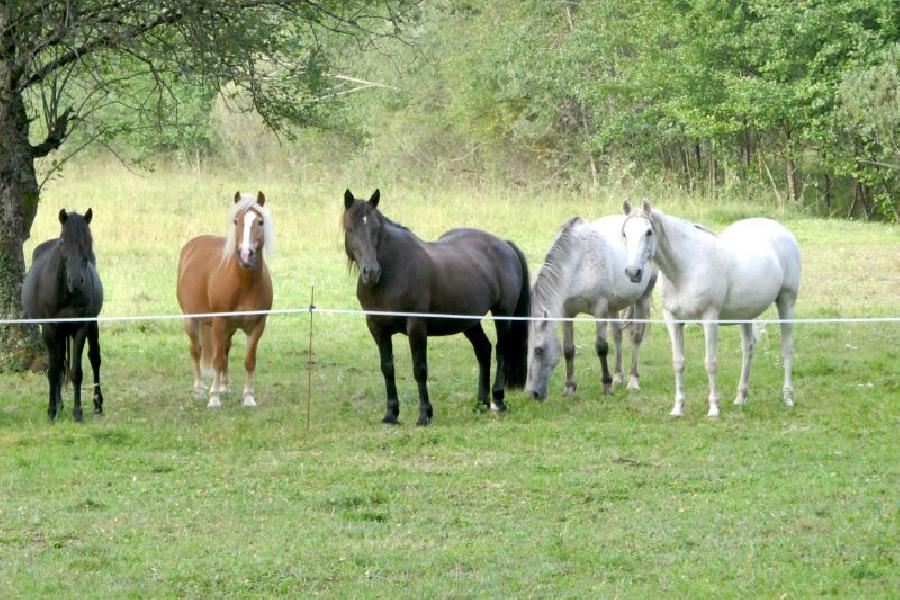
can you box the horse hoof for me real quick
[242,395,257,407]
[192,387,206,399]
[207,397,222,409]
[733,396,747,406]
[93,407,104,415]
[381,414,399,425]
[73,410,83,423]
[416,416,432,426]
[563,383,577,396]
[490,400,508,413]
[612,373,624,386]
[669,406,684,417]
[626,379,641,391]
[707,408,720,418]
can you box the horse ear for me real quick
[234,191,241,204]
[58,209,67,225]
[369,189,380,209]
[642,199,652,215]
[84,208,93,224]
[622,200,632,215]
[256,191,265,207]
[344,189,354,210]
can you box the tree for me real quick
[0,0,416,369]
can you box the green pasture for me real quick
[0,165,897,596]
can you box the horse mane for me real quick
[222,193,275,262]
[532,217,586,315]
[62,212,95,264]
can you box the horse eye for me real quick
[534,346,544,356]
[233,219,237,225]
[645,229,653,237]
[257,219,264,226]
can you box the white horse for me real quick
[621,200,801,417]
[525,216,657,400]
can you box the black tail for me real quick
[505,240,530,388]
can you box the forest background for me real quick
[36,0,898,220]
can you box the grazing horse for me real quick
[176,191,274,408]
[342,189,531,426]
[22,209,104,422]
[621,200,801,417]
[525,216,657,400]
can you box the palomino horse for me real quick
[525,215,657,400]
[22,209,104,421]
[621,200,801,417]
[343,189,531,426]
[176,191,274,408]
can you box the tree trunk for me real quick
[707,138,716,195]
[785,154,797,203]
[564,3,598,187]
[0,81,45,371]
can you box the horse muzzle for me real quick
[526,386,546,401]
[236,247,258,270]
[625,266,643,283]
[360,263,381,285]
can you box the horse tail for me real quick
[505,240,530,389]
[199,323,214,377]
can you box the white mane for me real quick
[532,217,585,316]
[222,193,275,261]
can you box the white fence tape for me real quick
[2,306,898,326]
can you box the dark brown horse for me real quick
[343,189,530,426]
[22,209,104,422]
[176,191,274,408]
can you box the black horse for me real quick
[22,209,104,422]
[342,189,530,426]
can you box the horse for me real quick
[621,200,801,417]
[342,189,531,426]
[176,191,274,408]
[21,209,104,422]
[525,216,657,400]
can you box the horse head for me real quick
[525,310,562,400]
[342,189,383,285]
[230,191,272,270]
[621,199,657,284]
[58,208,94,294]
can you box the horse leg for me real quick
[44,327,62,422]
[220,333,233,396]
[703,315,721,417]
[734,322,755,406]
[207,318,228,408]
[376,331,400,424]
[490,320,508,412]
[463,324,492,409]
[665,315,686,416]
[594,307,613,395]
[184,318,205,397]
[562,319,577,395]
[87,321,104,414]
[407,319,433,426]
[611,318,625,386]
[70,326,89,422]
[628,297,650,391]
[776,292,796,406]
[241,319,267,407]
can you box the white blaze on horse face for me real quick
[622,217,654,278]
[239,210,256,264]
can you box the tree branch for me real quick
[19,7,184,90]
[30,107,75,158]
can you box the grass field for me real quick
[1,164,897,596]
